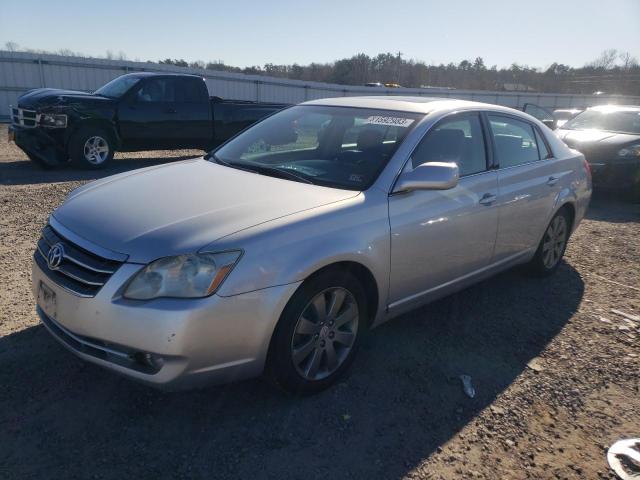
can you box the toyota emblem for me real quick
[47,243,65,270]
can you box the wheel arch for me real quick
[66,119,120,151]
[284,261,380,329]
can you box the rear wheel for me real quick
[527,208,571,275]
[266,270,366,394]
[69,127,114,169]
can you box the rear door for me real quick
[171,77,211,148]
[488,114,563,261]
[388,112,499,312]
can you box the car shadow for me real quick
[0,153,203,186]
[586,191,640,223]
[0,264,583,479]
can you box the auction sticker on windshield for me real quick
[365,116,415,127]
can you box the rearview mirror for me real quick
[394,162,459,193]
[542,118,557,130]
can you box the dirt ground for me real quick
[0,125,638,480]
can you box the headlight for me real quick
[39,113,67,128]
[123,251,242,300]
[617,144,640,158]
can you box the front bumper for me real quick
[9,124,68,165]
[32,258,301,389]
[588,157,640,189]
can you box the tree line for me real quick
[5,41,639,96]
[159,49,640,96]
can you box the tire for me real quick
[68,127,115,169]
[526,208,571,276]
[266,269,367,394]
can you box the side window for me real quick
[411,113,487,176]
[488,115,541,167]
[523,103,553,122]
[175,78,208,103]
[135,79,175,103]
[534,128,551,159]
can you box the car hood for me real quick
[18,88,112,109]
[52,159,359,263]
[556,129,639,148]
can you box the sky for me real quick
[1,0,639,70]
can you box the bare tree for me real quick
[619,51,638,70]
[589,49,619,69]
[5,41,19,52]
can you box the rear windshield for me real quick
[213,105,422,190]
[562,109,640,134]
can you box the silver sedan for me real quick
[32,97,592,393]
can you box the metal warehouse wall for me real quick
[2,50,639,121]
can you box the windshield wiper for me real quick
[208,155,314,184]
[250,165,314,184]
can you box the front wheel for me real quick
[266,270,367,394]
[69,127,115,169]
[527,209,571,275]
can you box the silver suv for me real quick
[32,97,592,393]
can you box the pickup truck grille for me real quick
[34,225,123,297]
[11,106,39,128]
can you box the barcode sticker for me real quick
[364,116,415,127]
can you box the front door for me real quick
[388,112,499,313]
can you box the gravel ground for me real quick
[0,125,638,480]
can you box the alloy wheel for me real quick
[83,136,109,165]
[542,215,568,269]
[291,287,359,381]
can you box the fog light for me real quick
[133,352,163,371]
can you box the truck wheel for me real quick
[69,127,114,169]
[526,208,571,276]
[266,270,366,394]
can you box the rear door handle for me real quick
[547,176,559,186]
[479,193,497,205]
[164,108,177,114]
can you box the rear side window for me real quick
[488,115,542,167]
[411,113,487,176]
[175,78,208,103]
[534,128,551,159]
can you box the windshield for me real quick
[95,76,141,98]
[562,109,640,134]
[213,105,422,190]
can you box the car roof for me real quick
[301,96,511,115]
[122,72,204,79]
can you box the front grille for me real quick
[34,225,123,297]
[11,105,39,128]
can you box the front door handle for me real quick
[479,193,497,205]
[547,176,559,186]
[164,107,177,114]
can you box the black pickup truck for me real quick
[9,72,286,169]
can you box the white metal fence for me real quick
[1,50,639,121]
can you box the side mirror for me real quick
[542,118,557,130]
[394,162,459,193]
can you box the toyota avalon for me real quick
[33,97,592,393]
